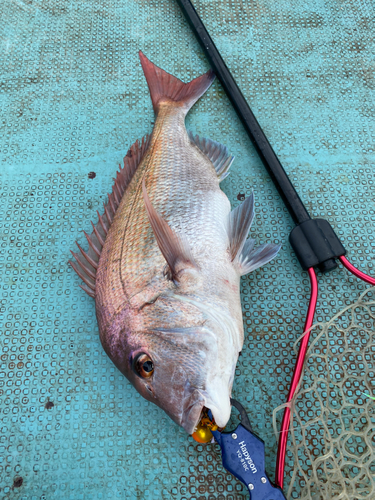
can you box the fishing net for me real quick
[273,287,375,500]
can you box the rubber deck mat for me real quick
[0,0,374,498]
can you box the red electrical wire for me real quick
[275,267,318,489]
[339,256,375,286]
[275,257,375,489]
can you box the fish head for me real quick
[101,299,240,434]
[125,327,215,433]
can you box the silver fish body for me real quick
[70,52,280,434]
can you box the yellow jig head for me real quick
[192,414,218,443]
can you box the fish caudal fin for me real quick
[228,193,281,276]
[139,51,215,113]
[69,135,151,298]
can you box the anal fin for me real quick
[188,131,234,181]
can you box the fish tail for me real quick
[139,51,215,114]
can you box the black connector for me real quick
[176,0,347,273]
[289,219,346,272]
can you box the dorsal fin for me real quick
[142,179,197,281]
[188,131,234,181]
[69,135,151,297]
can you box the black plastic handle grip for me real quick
[176,0,310,225]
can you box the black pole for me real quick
[176,0,346,273]
[176,0,310,225]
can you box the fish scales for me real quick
[70,52,281,434]
[97,104,232,331]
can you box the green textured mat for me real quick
[1,0,374,498]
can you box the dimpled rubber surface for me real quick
[0,0,374,498]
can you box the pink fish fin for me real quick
[142,179,197,281]
[79,284,95,298]
[188,130,234,181]
[229,192,281,274]
[228,192,255,261]
[69,256,96,289]
[69,134,151,297]
[139,51,215,113]
[237,241,281,276]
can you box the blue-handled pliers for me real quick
[209,399,286,500]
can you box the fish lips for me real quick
[152,326,234,434]
[179,381,233,434]
[178,383,233,434]
[180,386,206,435]
[152,326,215,434]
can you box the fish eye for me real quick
[132,353,154,378]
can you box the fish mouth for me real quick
[181,389,206,434]
[180,381,232,434]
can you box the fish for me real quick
[69,52,281,435]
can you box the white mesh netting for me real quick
[273,287,375,500]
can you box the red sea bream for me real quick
[69,52,280,434]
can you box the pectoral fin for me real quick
[142,180,197,281]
